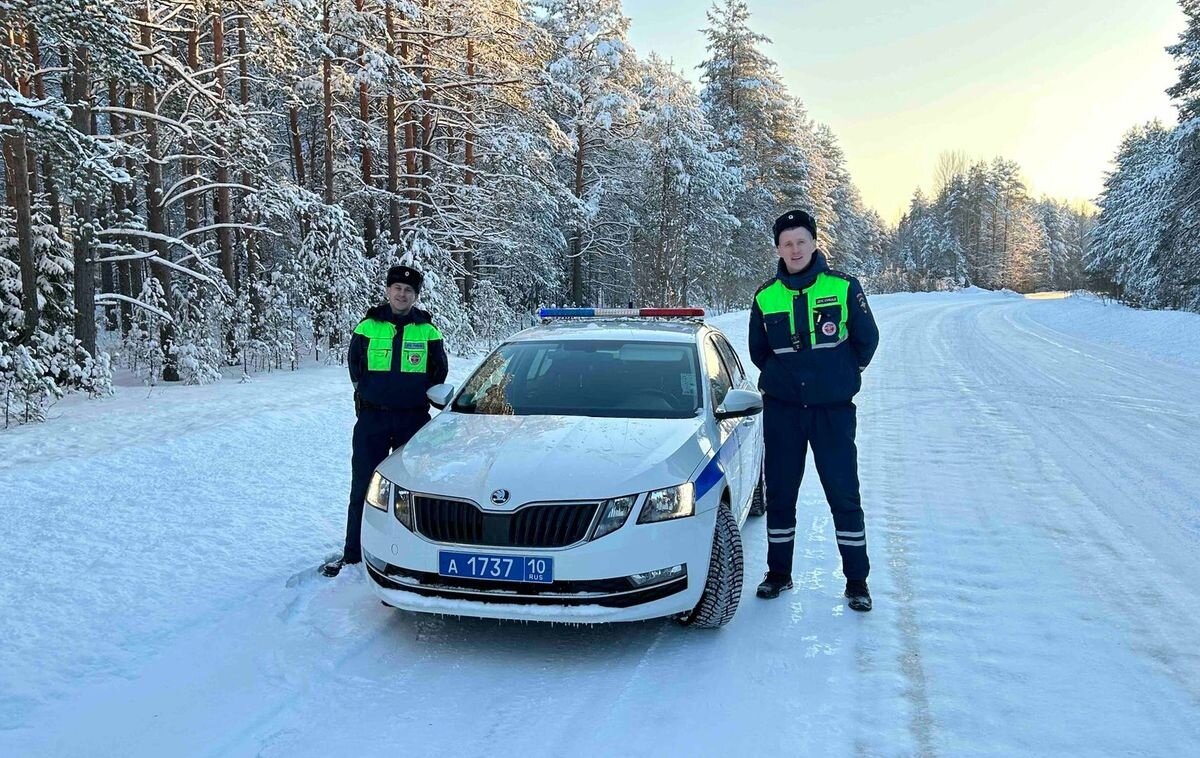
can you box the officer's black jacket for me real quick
[748,252,879,406]
[348,304,449,410]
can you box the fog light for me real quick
[629,564,686,587]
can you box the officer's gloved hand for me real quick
[354,392,362,417]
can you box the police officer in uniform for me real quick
[321,265,448,577]
[749,211,879,610]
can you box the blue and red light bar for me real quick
[538,307,705,318]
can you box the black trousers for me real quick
[763,398,869,581]
[343,406,430,563]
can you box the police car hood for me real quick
[378,411,708,504]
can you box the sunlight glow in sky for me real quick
[622,0,1184,223]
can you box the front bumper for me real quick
[360,498,717,623]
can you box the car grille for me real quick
[413,496,599,548]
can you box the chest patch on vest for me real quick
[821,321,838,336]
[408,353,422,365]
[814,296,839,305]
[404,341,423,350]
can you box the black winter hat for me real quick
[773,210,817,245]
[386,265,423,294]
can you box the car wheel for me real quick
[748,463,766,517]
[680,500,744,629]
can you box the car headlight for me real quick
[365,472,392,512]
[365,473,414,531]
[592,495,637,540]
[637,483,695,524]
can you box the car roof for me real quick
[507,319,708,345]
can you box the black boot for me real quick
[845,579,872,612]
[320,555,360,577]
[756,573,793,599]
[320,558,345,577]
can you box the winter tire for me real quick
[748,462,766,517]
[680,501,744,629]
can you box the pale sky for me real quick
[622,0,1185,224]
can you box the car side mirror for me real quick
[427,383,455,410]
[715,388,763,420]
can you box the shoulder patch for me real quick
[754,277,778,295]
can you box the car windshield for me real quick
[452,339,702,419]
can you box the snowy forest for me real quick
[1,0,1198,425]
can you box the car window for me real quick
[703,338,733,408]
[453,339,702,419]
[713,334,745,383]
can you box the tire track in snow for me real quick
[963,302,1200,715]
[861,300,954,758]
[927,296,1200,750]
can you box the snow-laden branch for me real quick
[96,228,199,258]
[434,78,524,93]
[163,182,256,208]
[93,106,200,142]
[93,251,160,263]
[163,173,205,202]
[31,66,69,79]
[160,154,210,164]
[179,223,279,240]
[129,16,189,34]
[158,60,220,107]
[149,256,222,289]
[130,44,169,58]
[95,294,173,322]
[154,2,191,28]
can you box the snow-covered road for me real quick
[3,290,1199,756]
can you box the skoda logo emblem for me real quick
[491,489,510,505]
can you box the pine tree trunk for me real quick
[184,25,202,234]
[139,8,178,382]
[213,7,235,288]
[69,48,97,357]
[307,110,318,195]
[403,25,417,220]
[239,16,263,339]
[106,80,132,333]
[2,116,38,344]
[385,4,401,242]
[462,38,476,301]
[322,0,335,205]
[357,0,377,257]
[420,4,432,218]
[4,28,38,344]
[570,123,585,305]
[289,106,306,187]
[27,25,62,232]
[124,87,145,318]
[657,149,671,306]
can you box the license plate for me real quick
[438,551,554,584]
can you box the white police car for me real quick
[360,308,765,627]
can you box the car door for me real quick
[702,335,741,511]
[713,333,759,516]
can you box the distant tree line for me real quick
[2,0,1196,425]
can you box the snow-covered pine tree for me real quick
[1089,122,1177,305]
[533,0,640,305]
[699,0,788,290]
[1160,0,1200,310]
[627,55,737,308]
